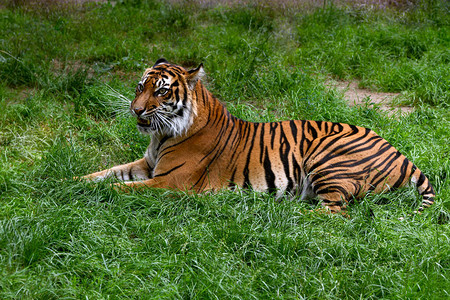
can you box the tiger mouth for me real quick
[137,118,151,127]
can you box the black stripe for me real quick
[292,153,302,186]
[166,69,176,77]
[145,159,154,178]
[351,182,362,197]
[420,184,435,197]
[392,157,410,189]
[183,85,188,106]
[228,122,240,150]
[289,120,298,144]
[349,124,359,132]
[259,123,266,163]
[299,121,307,156]
[332,122,344,133]
[241,121,252,149]
[176,108,184,117]
[229,168,237,188]
[307,122,318,139]
[316,120,323,131]
[243,123,259,189]
[422,186,433,194]
[229,121,246,164]
[263,146,277,193]
[154,162,186,177]
[270,122,278,149]
[171,66,184,73]
[156,135,171,152]
[279,125,293,191]
[416,171,426,187]
[156,149,177,165]
[174,87,180,102]
[202,85,207,106]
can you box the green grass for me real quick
[1,0,449,298]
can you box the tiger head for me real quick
[130,58,205,137]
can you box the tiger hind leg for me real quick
[300,178,349,216]
[316,191,348,214]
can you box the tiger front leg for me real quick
[81,158,152,182]
[112,166,207,193]
[112,176,172,192]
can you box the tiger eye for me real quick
[158,88,168,95]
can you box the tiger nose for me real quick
[133,107,145,116]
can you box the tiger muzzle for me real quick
[136,117,151,127]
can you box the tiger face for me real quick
[130,58,204,137]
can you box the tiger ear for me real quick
[153,58,168,67]
[186,63,205,90]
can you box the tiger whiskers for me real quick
[100,82,132,118]
[144,104,193,137]
[155,110,184,136]
[163,111,190,136]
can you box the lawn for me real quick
[0,0,449,298]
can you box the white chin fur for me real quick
[137,125,154,135]
[137,101,194,137]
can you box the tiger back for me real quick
[81,59,435,213]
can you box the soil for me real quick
[325,79,413,116]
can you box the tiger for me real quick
[81,58,435,214]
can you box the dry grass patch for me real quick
[326,79,414,116]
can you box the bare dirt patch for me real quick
[325,79,413,116]
[166,0,416,11]
[2,0,106,12]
